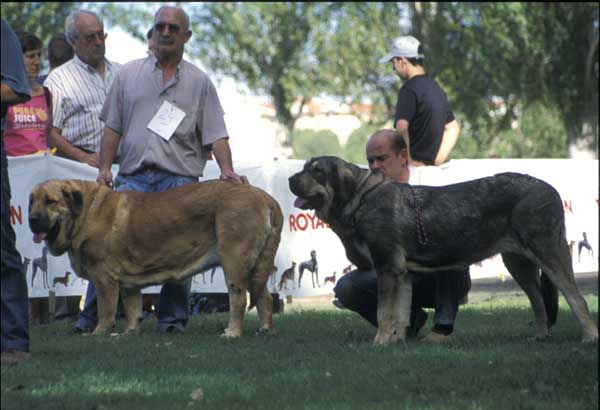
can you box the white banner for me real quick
[6,154,598,298]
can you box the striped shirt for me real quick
[44,55,120,153]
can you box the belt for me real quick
[139,164,163,172]
[118,164,162,176]
[130,164,164,175]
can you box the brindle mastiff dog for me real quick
[29,179,283,337]
[288,156,598,345]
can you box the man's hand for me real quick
[83,152,100,168]
[211,138,249,184]
[220,170,249,185]
[96,168,114,188]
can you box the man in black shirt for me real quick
[380,35,460,166]
[367,36,468,343]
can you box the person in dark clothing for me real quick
[1,17,32,365]
[381,35,460,167]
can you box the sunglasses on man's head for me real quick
[154,22,181,34]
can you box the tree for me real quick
[451,101,568,159]
[408,2,598,158]
[291,129,342,160]
[1,2,75,53]
[342,124,379,165]
[1,2,160,56]
[312,3,408,123]
[90,3,156,43]
[188,3,337,146]
[5,3,595,158]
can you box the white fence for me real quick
[7,154,598,298]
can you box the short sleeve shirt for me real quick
[100,55,229,177]
[44,55,120,152]
[394,74,455,165]
[1,18,31,131]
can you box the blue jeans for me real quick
[1,137,29,352]
[76,168,197,333]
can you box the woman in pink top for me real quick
[3,32,53,156]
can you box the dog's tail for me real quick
[541,271,559,327]
[248,198,284,311]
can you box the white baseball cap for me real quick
[379,35,424,63]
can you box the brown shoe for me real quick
[406,309,428,339]
[1,349,31,365]
[421,331,452,344]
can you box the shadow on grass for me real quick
[2,296,597,410]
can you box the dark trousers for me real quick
[334,267,471,330]
[1,136,29,352]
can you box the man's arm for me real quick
[434,119,460,166]
[395,119,426,167]
[1,18,31,111]
[47,126,99,167]
[211,138,248,184]
[1,83,30,106]
[96,126,121,187]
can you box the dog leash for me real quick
[407,185,429,246]
[343,172,386,229]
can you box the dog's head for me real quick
[288,156,368,222]
[28,180,87,256]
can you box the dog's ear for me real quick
[336,164,358,203]
[62,187,83,216]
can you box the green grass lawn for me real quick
[1,295,598,410]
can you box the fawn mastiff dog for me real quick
[288,156,598,345]
[29,179,283,337]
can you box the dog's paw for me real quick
[220,328,242,339]
[91,328,109,336]
[373,331,393,346]
[124,327,141,336]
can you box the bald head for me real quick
[367,129,406,155]
[366,129,408,182]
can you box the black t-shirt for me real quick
[394,74,454,165]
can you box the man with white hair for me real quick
[44,9,120,167]
[44,9,121,333]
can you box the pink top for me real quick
[3,92,50,156]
